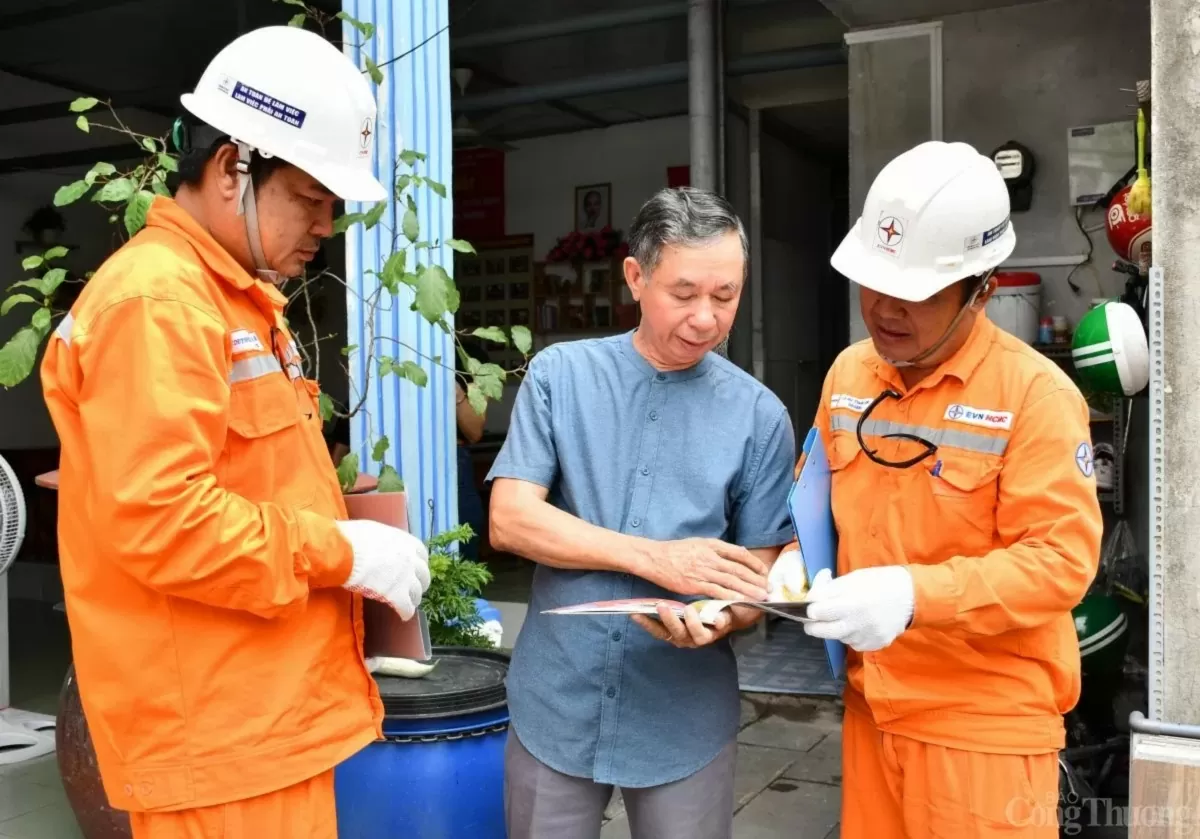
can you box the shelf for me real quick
[1100,491,1116,504]
[1034,344,1074,359]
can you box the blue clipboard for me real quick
[786,427,846,680]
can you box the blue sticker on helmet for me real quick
[231,82,306,129]
[981,216,1009,246]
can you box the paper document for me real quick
[544,597,812,626]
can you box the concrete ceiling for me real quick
[0,0,852,174]
[815,0,1047,26]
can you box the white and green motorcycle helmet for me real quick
[1071,301,1149,396]
[1073,594,1129,678]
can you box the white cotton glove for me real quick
[335,520,431,620]
[767,548,809,602]
[802,565,915,652]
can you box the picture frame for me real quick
[575,183,611,233]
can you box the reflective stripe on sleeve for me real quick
[229,354,283,384]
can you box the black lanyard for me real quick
[856,389,938,469]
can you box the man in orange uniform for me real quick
[797,141,1103,837]
[40,26,431,838]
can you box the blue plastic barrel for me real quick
[334,647,511,838]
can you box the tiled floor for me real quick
[0,755,82,839]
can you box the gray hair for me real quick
[628,187,748,280]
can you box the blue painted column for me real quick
[341,0,456,542]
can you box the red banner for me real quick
[453,148,506,241]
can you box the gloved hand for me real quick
[767,548,808,602]
[335,520,431,620]
[802,565,914,652]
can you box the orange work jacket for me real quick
[801,314,1102,754]
[40,197,383,812]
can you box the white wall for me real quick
[504,116,690,259]
[847,0,1151,342]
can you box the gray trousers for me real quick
[504,730,736,839]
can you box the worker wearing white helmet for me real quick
[41,25,428,838]
[785,141,1103,837]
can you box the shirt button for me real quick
[612,631,622,641]
[606,687,617,698]
[641,466,650,476]
[631,518,641,528]
[649,411,659,421]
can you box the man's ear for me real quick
[623,256,645,302]
[971,276,998,311]
[208,142,243,203]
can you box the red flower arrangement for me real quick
[546,225,629,263]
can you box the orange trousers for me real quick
[128,770,336,839]
[841,709,1060,839]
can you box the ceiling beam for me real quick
[451,0,789,51]
[459,63,608,128]
[0,63,174,119]
[0,0,143,29]
[453,44,846,114]
[0,144,145,176]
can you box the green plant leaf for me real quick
[142,137,158,152]
[365,55,383,85]
[21,255,43,271]
[288,12,307,26]
[31,308,51,332]
[363,201,387,230]
[54,180,90,207]
[395,174,411,195]
[399,150,426,166]
[396,360,428,387]
[511,325,533,355]
[466,382,487,416]
[150,171,172,197]
[471,327,508,345]
[341,344,358,357]
[318,392,335,422]
[69,97,100,113]
[84,162,117,186]
[1,294,37,317]
[0,328,41,388]
[377,464,405,493]
[413,264,458,323]
[8,280,42,293]
[42,246,69,262]
[40,268,67,296]
[279,0,307,6]
[157,153,178,173]
[124,191,155,236]
[336,452,360,493]
[372,436,390,463]
[402,208,419,243]
[426,178,447,198]
[93,177,135,204]
[446,239,477,255]
[333,211,366,235]
[380,250,406,294]
[76,116,89,133]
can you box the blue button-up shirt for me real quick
[486,331,796,788]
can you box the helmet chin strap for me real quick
[881,272,993,369]
[234,140,282,286]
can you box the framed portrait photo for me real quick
[575,183,611,233]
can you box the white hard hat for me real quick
[180,25,386,203]
[831,141,1017,303]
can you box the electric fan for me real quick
[0,454,56,764]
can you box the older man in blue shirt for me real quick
[487,187,797,839]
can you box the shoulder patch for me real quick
[943,403,1014,431]
[1075,442,1095,478]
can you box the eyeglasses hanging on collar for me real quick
[856,389,938,469]
[270,326,313,420]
